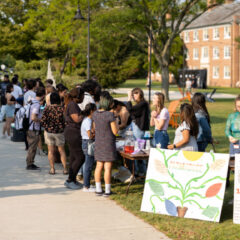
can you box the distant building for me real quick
[182,0,240,87]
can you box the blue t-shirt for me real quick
[81,117,92,139]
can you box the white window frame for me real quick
[224,26,231,39]
[202,47,209,59]
[213,47,219,59]
[213,66,219,79]
[184,31,190,42]
[224,46,231,59]
[213,28,219,40]
[203,29,209,41]
[193,48,199,59]
[193,30,199,42]
[224,66,231,79]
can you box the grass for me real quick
[110,98,240,240]
[119,79,240,95]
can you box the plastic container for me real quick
[124,130,135,154]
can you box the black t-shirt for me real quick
[65,101,82,130]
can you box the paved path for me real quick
[0,123,170,240]
[113,88,236,101]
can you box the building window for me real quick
[185,49,189,59]
[213,47,219,59]
[184,31,190,42]
[203,29,209,41]
[224,66,231,79]
[193,48,199,59]
[193,30,199,41]
[213,28,219,40]
[224,46,231,59]
[213,66,219,79]
[202,47,209,59]
[224,26,231,39]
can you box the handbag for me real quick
[88,140,95,156]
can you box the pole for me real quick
[148,33,152,104]
[87,0,90,80]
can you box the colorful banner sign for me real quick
[141,148,229,222]
[234,154,240,224]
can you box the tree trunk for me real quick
[161,64,170,101]
[60,52,70,79]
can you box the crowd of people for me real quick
[0,73,238,195]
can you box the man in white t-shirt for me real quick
[185,78,192,94]
[24,79,36,105]
[12,76,23,112]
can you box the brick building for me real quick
[182,1,240,87]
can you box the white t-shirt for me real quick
[81,117,92,139]
[156,107,170,130]
[24,90,36,105]
[12,85,23,109]
[78,93,95,111]
[186,80,192,89]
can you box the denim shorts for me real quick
[229,141,240,157]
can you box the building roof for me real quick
[186,2,240,29]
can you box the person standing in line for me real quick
[185,78,192,94]
[168,103,198,151]
[2,84,15,139]
[26,87,45,170]
[0,75,10,122]
[24,79,36,105]
[56,83,68,106]
[40,92,67,175]
[225,95,240,187]
[93,92,118,196]
[81,103,97,192]
[64,88,85,190]
[192,93,212,152]
[11,76,23,114]
[126,88,150,176]
[150,92,170,149]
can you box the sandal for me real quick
[49,169,55,175]
[63,169,68,175]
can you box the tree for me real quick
[106,0,225,100]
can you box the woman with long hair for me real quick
[93,92,118,196]
[126,87,149,176]
[150,92,170,149]
[168,103,198,151]
[192,93,212,152]
[64,87,85,190]
[2,83,15,139]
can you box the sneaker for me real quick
[103,192,113,197]
[83,186,96,193]
[64,180,69,188]
[95,191,103,196]
[67,181,81,190]
[26,164,40,170]
[38,149,47,156]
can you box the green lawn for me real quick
[119,79,240,95]
[110,98,240,240]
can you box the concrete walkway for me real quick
[0,123,170,240]
[113,88,236,101]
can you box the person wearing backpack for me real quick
[26,87,45,170]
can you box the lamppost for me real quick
[74,0,90,80]
[148,33,152,104]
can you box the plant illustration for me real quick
[146,149,226,221]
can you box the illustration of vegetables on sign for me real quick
[140,149,229,222]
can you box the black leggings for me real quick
[64,128,85,182]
